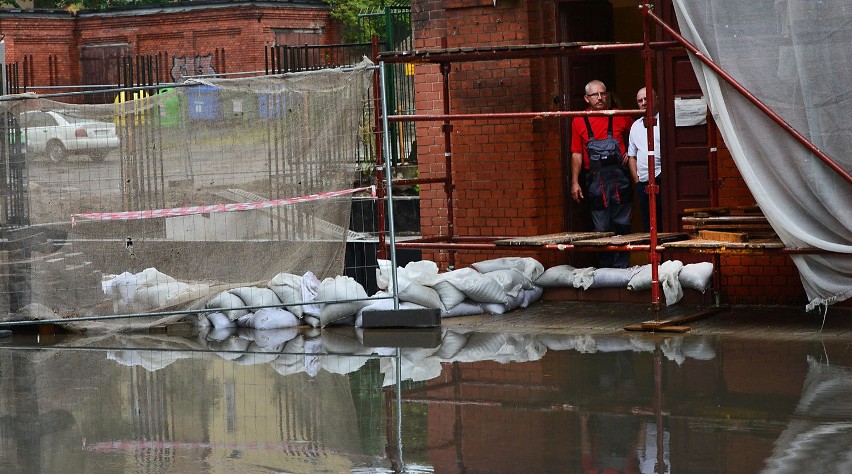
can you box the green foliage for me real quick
[328,0,410,43]
[7,0,197,11]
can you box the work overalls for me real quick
[584,116,632,268]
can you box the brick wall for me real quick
[411,0,564,271]
[0,2,337,87]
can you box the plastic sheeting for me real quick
[673,0,852,310]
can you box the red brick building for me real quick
[0,1,832,306]
[0,0,338,91]
[405,0,814,306]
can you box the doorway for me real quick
[557,0,711,239]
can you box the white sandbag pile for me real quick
[102,267,210,314]
[626,260,713,306]
[104,256,714,331]
[533,260,715,306]
[377,256,547,318]
[203,272,374,329]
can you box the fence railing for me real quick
[264,43,378,75]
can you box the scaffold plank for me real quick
[662,238,785,249]
[572,232,690,246]
[494,231,612,246]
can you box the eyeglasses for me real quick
[585,91,608,99]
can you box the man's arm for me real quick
[628,155,639,183]
[571,152,584,203]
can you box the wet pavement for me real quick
[0,301,850,473]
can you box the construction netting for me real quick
[0,59,377,329]
[673,0,852,311]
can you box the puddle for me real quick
[0,327,849,473]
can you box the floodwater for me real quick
[0,325,850,473]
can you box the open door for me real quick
[558,0,616,253]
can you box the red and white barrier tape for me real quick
[71,185,375,226]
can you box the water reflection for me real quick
[0,327,849,473]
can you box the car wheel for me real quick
[90,151,108,163]
[47,141,67,163]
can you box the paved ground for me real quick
[439,300,852,342]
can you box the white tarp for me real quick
[673,0,852,311]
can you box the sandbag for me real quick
[433,267,508,304]
[206,311,237,329]
[520,286,544,308]
[484,269,527,296]
[267,272,305,317]
[432,280,467,310]
[589,266,641,289]
[535,265,577,288]
[572,267,596,290]
[660,260,684,306]
[205,291,250,320]
[482,291,525,315]
[310,275,370,327]
[627,264,653,291]
[440,300,484,318]
[471,257,544,283]
[680,262,714,293]
[110,268,208,313]
[238,307,300,330]
[376,259,440,290]
[229,287,282,310]
[238,327,300,349]
[399,279,443,309]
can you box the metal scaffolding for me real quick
[373,4,847,312]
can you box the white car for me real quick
[20,110,120,163]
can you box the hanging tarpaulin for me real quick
[672,0,852,310]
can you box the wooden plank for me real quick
[627,307,729,333]
[495,231,612,246]
[683,205,761,216]
[623,323,691,333]
[573,232,690,247]
[698,230,748,243]
[663,238,785,249]
[683,216,769,224]
[684,224,774,232]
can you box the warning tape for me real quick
[71,185,375,226]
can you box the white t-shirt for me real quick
[627,113,661,182]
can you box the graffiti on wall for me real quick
[171,54,216,82]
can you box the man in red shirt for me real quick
[570,80,633,268]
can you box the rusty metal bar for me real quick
[643,6,662,310]
[387,109,644,122]
[377,41,681,63]
[640,4,852,185]
[391,237,834,255]
[390,176,447,186]
[441,50,456,268]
